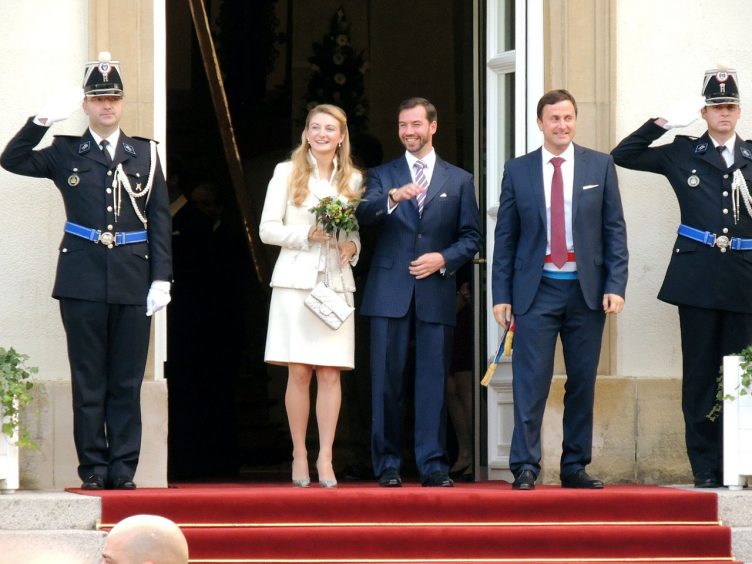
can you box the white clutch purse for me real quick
[305,281,354,330]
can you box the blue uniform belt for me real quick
[64,221,148,246]
[677,223,752,251]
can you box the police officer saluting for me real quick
[0,52,172,490]
[612,67,752,488]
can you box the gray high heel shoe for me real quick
[316,461,337,488]
[292,457,310,488]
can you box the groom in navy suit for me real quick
[357,97,481,487]
[492,90,628,490]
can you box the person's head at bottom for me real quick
[102,514,189,564]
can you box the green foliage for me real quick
[0,347,37,448]
[304,7,369,132]
[309,196,360,235]
[708,345,752,422]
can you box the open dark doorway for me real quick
[164,0,478,483]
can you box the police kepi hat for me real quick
[83,51,124,97]
[702,68,739,105]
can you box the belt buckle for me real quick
[715,235,730,252]
[98,231,115,246]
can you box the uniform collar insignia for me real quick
[78,141,91,154]
[695,142,709,154]
[741,146,752,161]
[123,142,136,156]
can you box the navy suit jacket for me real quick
[492,144,628,314]
[356,155,481,326]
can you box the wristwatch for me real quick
[388,188,398,202]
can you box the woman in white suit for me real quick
[260,104,362,488]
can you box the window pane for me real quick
[497,0,515,53]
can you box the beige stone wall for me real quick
[537,0,693,483]
[0,0,167,489]
[539,376,691,483]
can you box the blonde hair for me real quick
[289,104,360,206]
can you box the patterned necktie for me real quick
[717,145,728,168]
[100,140,113,166]
[549,157,567,268]
[414,159,428,215]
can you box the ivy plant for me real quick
[0,347,37,448]
[708,345,752,422]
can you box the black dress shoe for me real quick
[694,473,720,488]
[512,470,536,490]
[110,478,137,490]
[378,467,402,487]
[81,475,105,490]
[422,471,454,487]
[561,469,604,489]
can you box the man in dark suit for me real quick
[492,89,628,490]
[356,97,481,487]
[612,68,752,488]
[0,52,172,490]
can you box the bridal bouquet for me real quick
[309,196,360,235]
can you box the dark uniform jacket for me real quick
[0,117,172,305]
[612,119,752,313]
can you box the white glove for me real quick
[660,95,706,129]
[146,281,171,317]
[34,86,84,127]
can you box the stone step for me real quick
[0,530,105,563]
[0,491,100,530]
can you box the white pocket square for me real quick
[582,184,599,190]
[440,193,448,198]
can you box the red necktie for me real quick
[549,157,567,268]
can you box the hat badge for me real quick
[717,71,728,82]
[98,62,110,82]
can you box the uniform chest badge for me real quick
[68,167,80,187]
[687,174,700,187]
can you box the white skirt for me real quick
[265,286,355,370]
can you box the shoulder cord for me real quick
[731,169,752,224]
[112,141,158,227]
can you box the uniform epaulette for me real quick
[53,134,82,140]
[675,135,699,141]
[132,136,160,144]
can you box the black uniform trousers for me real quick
[678,305,752,478]
[59,298,151,483]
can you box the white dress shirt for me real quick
[89,128,121,161]
[388,149,437,213]
[709,135,736,168]
[541,143,576,272]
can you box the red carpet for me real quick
[73,482,740,564]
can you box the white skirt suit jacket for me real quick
[259,158,362,370]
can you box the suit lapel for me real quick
[572,144,587,222]
[734,134,752,171]
[526,148,546,227]
[694,132,728,172]
[394,157,420,216]
[114,132,136,168]
[80,130,110,168]
[424,157,449,209]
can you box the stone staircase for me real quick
[0,491,104,563]
[0,487,750,564]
